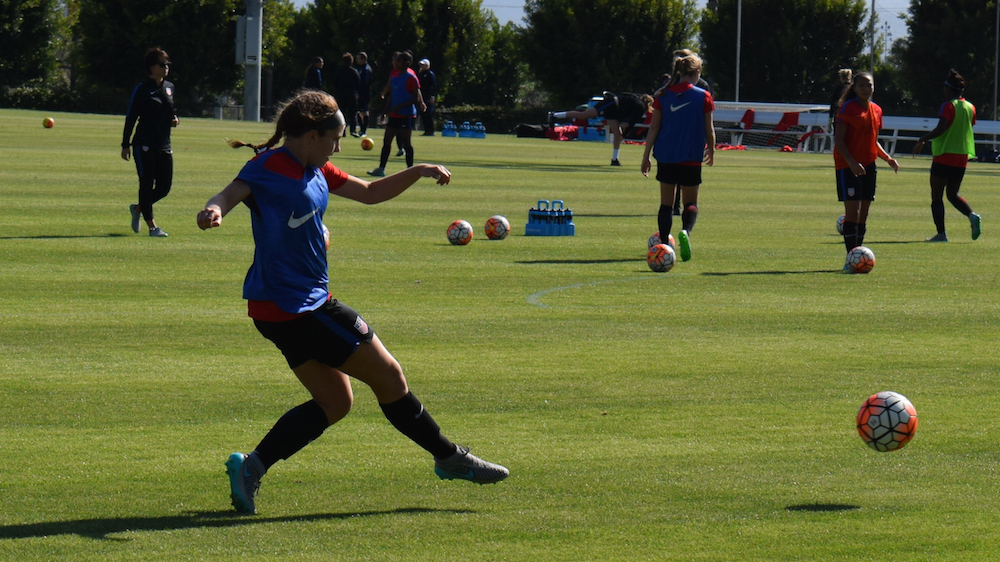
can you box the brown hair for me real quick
[143,47,169,73]
[836,70,873,111]
[228,90,342,152]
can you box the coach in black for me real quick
[122,47,178,237]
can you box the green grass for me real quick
[1,108,998,561]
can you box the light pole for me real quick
[735,0,742,102]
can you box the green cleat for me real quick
[678,230,692,262]
[970,213,981,240]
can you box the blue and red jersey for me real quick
[388,68,420,118]
[651,83,714,165]
[234,147,349,318]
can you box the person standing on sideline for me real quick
[550,92,652,166]
[832,71,899,271]
[641,53,714,263]
[417,58,437,136]
[354,52,373,136]
[331,53,361,137]
[304,57,324,91]
[198,90,508,515]
[122,47,177,238]
[913,69,982,242]
[369,51,424,177]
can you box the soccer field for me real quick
[1,108,998,560]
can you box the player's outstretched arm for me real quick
[197,180,252,229]
[335,164,450,205]
[338,164,451,205]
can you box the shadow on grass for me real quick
[785,504,860,513]
[0,233,128,240]
[517,258,641,265]
[0,507,472,541]
[702,269,839,276]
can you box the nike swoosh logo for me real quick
[415,405,425,419]
[440,467,476,479]
[670,102,692,112]
[288,209,318,229]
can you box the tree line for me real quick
[1,0,996,120]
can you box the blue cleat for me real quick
[226,452,262,514]
[970,213,981,240]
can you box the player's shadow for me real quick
[517,258,638,265]
[0,507,471,541]
[0,234,128,240]
[785,503,860,513]
[701,269,839,276]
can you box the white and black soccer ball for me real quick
[485,215,510,240]
[856,391,918,452]
[836,214,846,235]
[845,246,875,274]
[447,220,473,245]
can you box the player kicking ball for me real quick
[198,90,508,514]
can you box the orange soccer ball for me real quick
[845,246,875,274]
[446,220,473,245]
[856,391,918,452]
[360,137,374,150]
[43,117,55,128]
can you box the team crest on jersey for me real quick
[165,87,172,96]
[354,316,369,335]
[847,188,856,197]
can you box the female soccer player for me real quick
[913,69,982,242]
[832,71,899,271]
[641,53,714,262]
[368,51,425,177]
[122,47,178,237]
[198,90,508,515]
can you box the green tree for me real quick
[0,0,60,86]
[76,0,241,114]
[897,0,998,118]
[521,0,698,107]
[700,0,867,103]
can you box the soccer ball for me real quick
[484,215,510,240]
[646,243,676,272]
[856,391,918,452]
[836,214,845,235]
[321,224,330,250]
[360,137,374,150]
[845,246,875,274]
[648,231,675,250]
[43,117,55,128]
[446,220,473,245]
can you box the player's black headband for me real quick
[944,78,964,91]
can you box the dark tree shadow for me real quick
[0,507,472,541]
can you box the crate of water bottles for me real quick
[525,199,575,237]
[442,120,457,137]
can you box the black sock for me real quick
[681,204,698,233]
[657,205,673,243]
[931,200,946,233]
[843,221,858,252]
[857,222,867,247]
[404,146,414,168]
[361,116,369,134]
[673,189,681,210]
[380,392,456,459]
[254,400,330,470]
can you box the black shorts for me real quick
[615,94,648,126]
[253,299,375,369]
[386,116,413,129]
[594,93,620,120]
[930,162,966,183]
[656,163,702,186]
[836,162,877,201]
